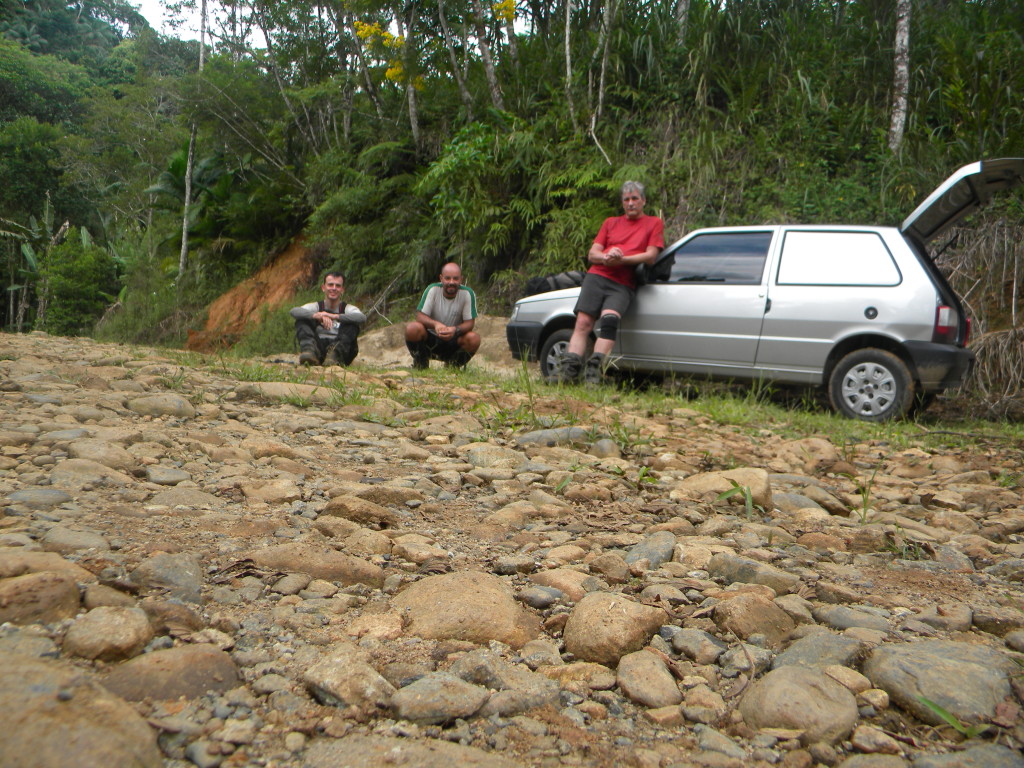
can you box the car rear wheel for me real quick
[829,348,914,421]
[538,329,574,379]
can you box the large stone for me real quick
[390,673,490,724]
[249,542,384,587]
[68,438,137,472]
[303,644,395,713]
[321,495,398,527]
[130,551,204,602]
[5,489,73,510]
[707,552,801,594]
[910,744,1024,768]
[0,652,161,768]
[670,467,773,509]
[563,592,667,666]
[102,644,241,701]
[739,666,858,744]
[49,458,133,489]
[457,443,528,469]
[0,571,80,624]
[449,650,560,717]
[393,571,541,649]
[616,650,683,708]
[773,632,865,670]
[41,525,109,553]
[0,549,96,581]
[862,640,1015,726]
[62,606,153,661]
[624,531,677,568]
[127,394,196,418]
[713,592,796,647]
[304,735,524,768]
[529,568,593,602]
[241,478,302,504]
[148,487,224,510]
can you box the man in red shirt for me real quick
[557,181,664,384]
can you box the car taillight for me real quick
[933,305,959,344]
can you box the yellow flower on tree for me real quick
[493,0,515,24]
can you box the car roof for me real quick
[901,157,1024,243]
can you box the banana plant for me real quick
[0,196,69,331]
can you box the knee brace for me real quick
[597,314,620,341]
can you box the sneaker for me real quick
[298,347,319,366]
[584,353,606,385]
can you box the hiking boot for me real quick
[298,346,319,366]
[584,353,606,385]
[445,349,473,369]
[324,344,344,367]
[407,341,430,370]
[553,352,583,384]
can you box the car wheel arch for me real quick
[538,317,578,351]
[823,334,919,387]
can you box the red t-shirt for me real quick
[589,214,665,288]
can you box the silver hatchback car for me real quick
[507,159,1024,421]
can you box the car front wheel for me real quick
[829,348,915,421]
[538,329,574,379]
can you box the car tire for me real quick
[538,329,574,379]
[829,348,915,421]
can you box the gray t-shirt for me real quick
[416,284,478,328]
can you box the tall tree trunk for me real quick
[179,0,207,279]
[256,18,319,153]
[471,0,505,111]
[564,0,578,132]
[588,0,616,119]
[588,0,614,163]
[504,12,519,67]
[394,10,422,155]
[34,220,69,331]
[437,0,475,119]
[887,0,910,153]
[674,0,690,45]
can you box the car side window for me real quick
[666,232,773,284]
[777,230,901,286]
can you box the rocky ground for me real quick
[1,328,1024,768]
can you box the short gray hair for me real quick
[621,180,646,199]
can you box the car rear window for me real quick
[777,231,901,286]
[668,232,773,284]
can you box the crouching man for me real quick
[405,262,480,369]
[290,271,366,366]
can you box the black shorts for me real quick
[574,274,634,318]
[424,331,463,360]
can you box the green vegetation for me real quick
[2,0,1024,415]
[716,480,764,520]
[916,696,992,739]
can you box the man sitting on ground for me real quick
[405,262,480,369]
[290,271,366,366]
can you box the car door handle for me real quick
[765,298,772,313]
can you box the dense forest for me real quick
[1,0,1022,407]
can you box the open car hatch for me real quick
[901,157,1024,243]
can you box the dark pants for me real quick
[407,331,474,367]
[295,319,359,365]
